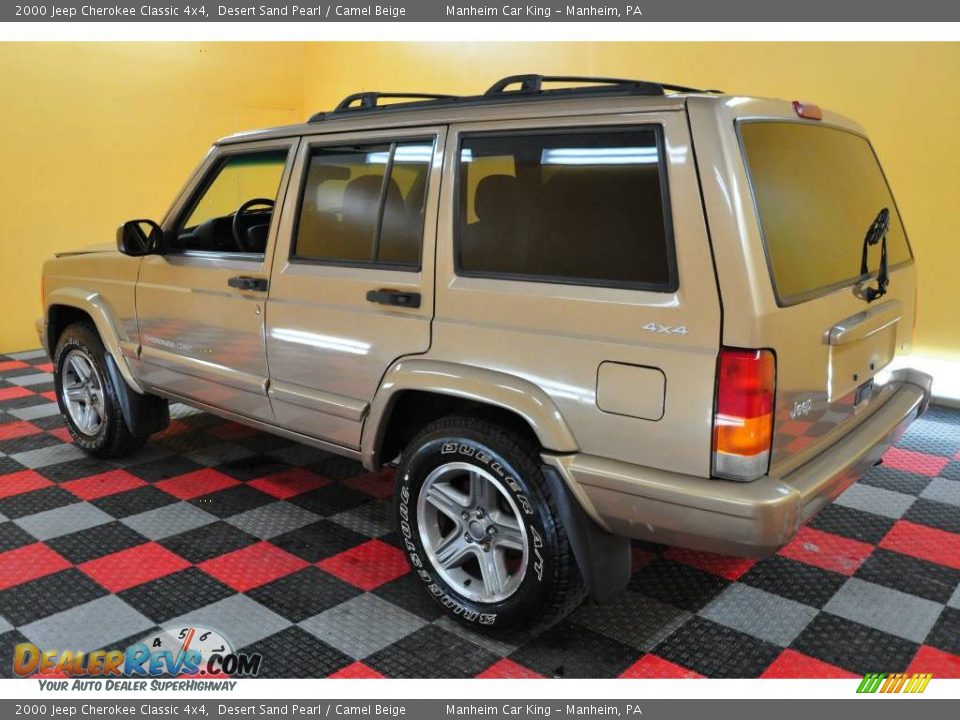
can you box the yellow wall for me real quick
[302,42,960,360]
[2,42,958,359]
[0,42,304,352]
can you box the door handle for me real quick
[365,288,421,309]
[228,276,269,292]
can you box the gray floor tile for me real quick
[7,349,47,361]
[226,502,319,539]
[824,577,944,643]
[329,499,393,538]
[433,615,520,657]
[299,593,426,659]
[9,403,62,421]
[8,373,53,387]
[20,596,152,653]
[167,595,289,650]
[14,502,113,541]
[920,478,960,509]
[0,614,12,634]
[573,592,691,651]
[121,502,216,540]
[948,583,960,611]
[11,443,88,468]
[835,483,916,520]
[700,583,819,646]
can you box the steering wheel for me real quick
[232,198,275,252]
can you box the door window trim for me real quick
[288,134,439,273]
[452,123,679,293]
[164,143,297,262]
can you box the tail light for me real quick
[712,348,776,481]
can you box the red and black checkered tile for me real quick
[1,347,959,679]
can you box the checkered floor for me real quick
[1,348,959,679]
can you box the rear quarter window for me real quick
[739,121,912,305]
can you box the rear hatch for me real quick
[738,119,916,477]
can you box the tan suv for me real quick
[38,75,932,630]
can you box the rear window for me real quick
[456,127,675,290]
[740,122,911,305]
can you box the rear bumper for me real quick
[545,368,932,557]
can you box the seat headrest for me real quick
[343,174,403,221]
[474,174,518,222]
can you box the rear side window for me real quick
[293,140,434,268]
[456,128,675,290]
[740,122,912,305]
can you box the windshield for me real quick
[740,121,912,305]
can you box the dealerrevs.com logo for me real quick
[13,626,261,682]
[857,673,934,694]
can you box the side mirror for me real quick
[116,219,163,256]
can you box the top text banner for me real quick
[6,0,960,22]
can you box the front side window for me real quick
[172,149,288,255]
[293,140,434,268]
[457,127,674,289]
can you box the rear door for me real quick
[265,127,445,449]
[432,111,722,478]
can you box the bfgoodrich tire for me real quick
[53,322,146,459]
[395,416,585,632]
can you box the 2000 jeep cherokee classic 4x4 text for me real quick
[37,75,932,631]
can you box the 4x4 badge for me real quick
[642,322,688,335]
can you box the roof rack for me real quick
[335,91,459,111]
[485,74,723,97]
[307,74,722,122]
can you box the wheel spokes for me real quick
[492,519,526,552]
[69,355,91,382]
[434,532,474,569]
[479,547,508,596]
[470,471,500,509]
[424,482,469,524]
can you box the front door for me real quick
[135,138,298,421]
[265,128,445,449]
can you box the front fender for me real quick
[44,287,144,394]
[362,359,579,469]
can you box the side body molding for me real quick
[362,359,579,469]
[44,287,145,394]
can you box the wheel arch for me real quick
[45,288,144,394]
[361,359,579,470]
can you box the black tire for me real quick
[53,322,146,459]
[395,416,585,633]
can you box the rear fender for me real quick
[362,359,579,469]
